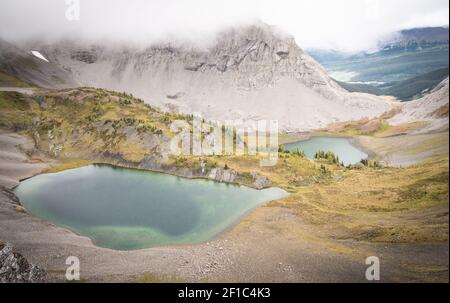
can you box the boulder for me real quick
[0,242,46,283]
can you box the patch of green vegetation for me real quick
[0,91,34,130]
[0,91,30,111]
[397,171,449,207]
[404,135,449,156]
[0,88,182,162]
[238,171,254,184]
[358,159,384,169]
[281,146,306,158]
[278,133,307,144]
[314,150,342,166]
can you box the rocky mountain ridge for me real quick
[2,23,393,131]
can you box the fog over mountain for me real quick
[0,23,394,131]
[0,0,448,52]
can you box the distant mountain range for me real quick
[308,26,449,95]
[380,26,449,50]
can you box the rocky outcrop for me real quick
[70,50,98,64]
[47,130,64,157]
[252,173,271,189]
[0,242,46,283]
[207,168,237,183]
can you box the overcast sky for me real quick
[0,0,448,52]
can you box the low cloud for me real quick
[0,0,448,51]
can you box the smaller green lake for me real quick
[285,136,368,166]
[15,165,288,251]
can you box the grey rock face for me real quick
[70,50,98,64]
[0,187,20,205]
[208,168,237,183]
[204,24,340,92]
[252,173,271,189]
[0,242,46,283]
[47,130,64,157]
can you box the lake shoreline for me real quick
[0,131,303,283]
[16,164,288,251]
[284,134,371,165]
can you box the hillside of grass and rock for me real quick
[0,87,281,189]
[1,84,448,248]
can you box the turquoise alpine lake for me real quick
[14,165,288,251]
[285,136,368,166]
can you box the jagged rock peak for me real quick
[214,22,296,47]
[1,22,393,131]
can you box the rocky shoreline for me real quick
[92,153,272,190]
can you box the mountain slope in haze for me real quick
[381,26,449,50]
[382,67,449,101]
[308,26,449,84]
[8,24,392,131]
[336,67,449,101]
[335,80,385,96]
[389,77,449,131]
[0,38,78,89]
